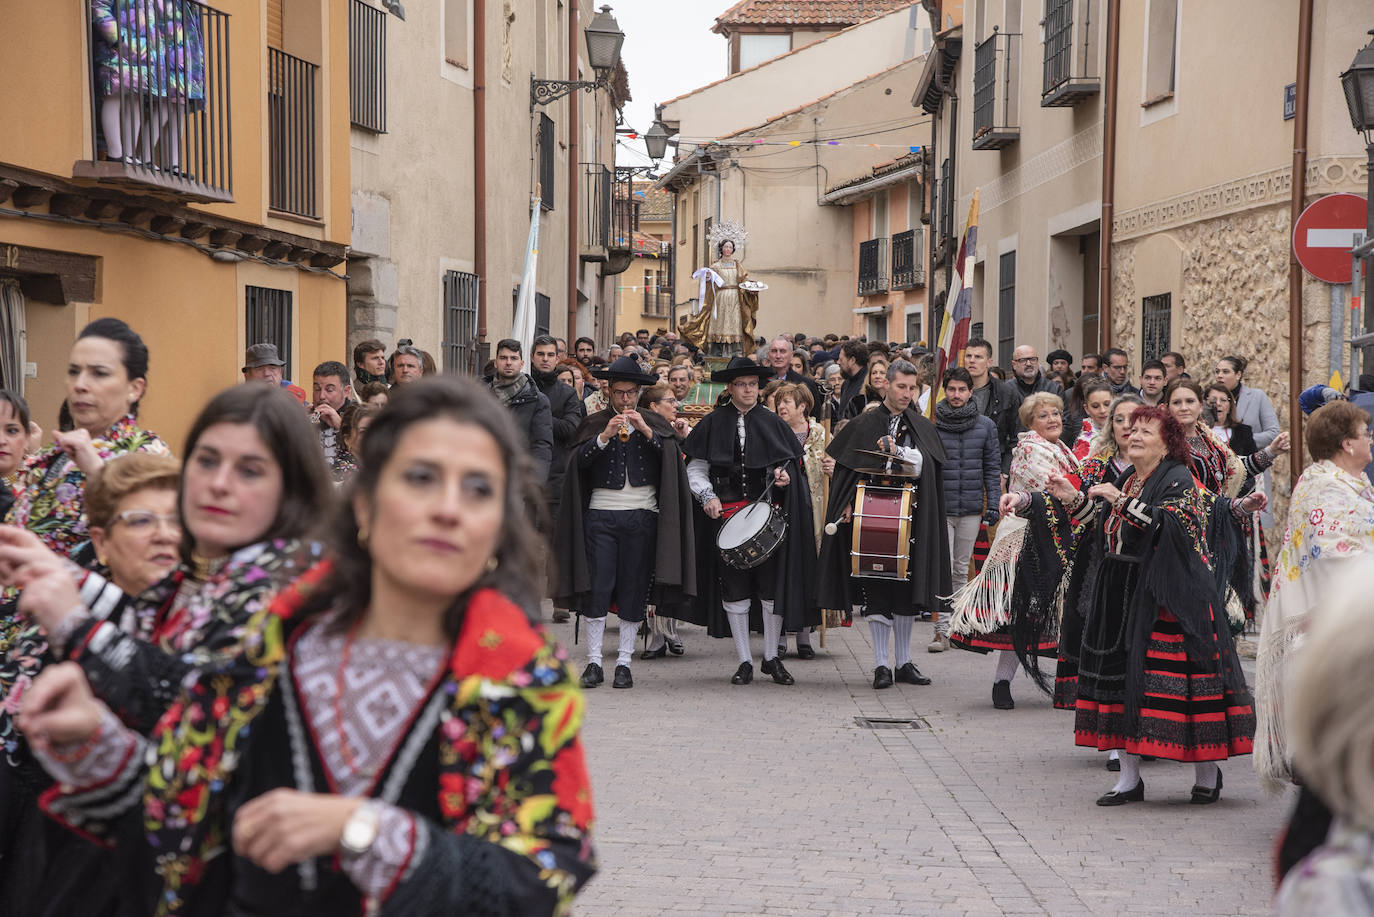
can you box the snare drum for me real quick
[850,481,915,579]
[717,501,787,570]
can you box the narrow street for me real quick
[571,618,1287,917]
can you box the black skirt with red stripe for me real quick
[950,627,1058,656]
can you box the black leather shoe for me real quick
[872,666,894,689]
[895,662,932,685]
[1107,756,1121,772]
[731,662,753,685]
[1096,779,1145,806]
[579,663,603,689]
[796,644,816,660]
[761,658,795,685]
[1190,768,1223,804]
[667,640,685,656]
[639,645,668,660]
[992,679,1015,709]
[612,665,633,689]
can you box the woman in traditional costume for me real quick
[1043,406,1262,806]
[948,392,1078,710]
[1254,400,1374,792]
[18,378,596,916]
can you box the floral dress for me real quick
[91,0,206,102]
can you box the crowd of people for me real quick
[0,315,1370,913]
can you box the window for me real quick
[538,114,555,211]
[906,312,922,346]
[1141,293,1171,363]
[443,270,479,374]
[997,251,1016,368]
[873,194,889,241]
[246,286,293,380]
[535,293,551,338]
[739,33,790,70]
[444,0,469,68]
[349,0,387,132]
[268,48,320,217]
[703,216,714,263]
[1144,0,1178,103]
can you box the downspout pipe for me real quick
[567,2,580,342]
[474,0,487,353]
[1288,0,1314,485]
[1098,0,1120,353]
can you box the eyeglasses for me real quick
[1012,357,1038,365]
[111,510,181,535]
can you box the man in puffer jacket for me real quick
[930,366,1002,652]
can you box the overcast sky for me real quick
[613,0,729,168]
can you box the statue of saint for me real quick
[679,238,760,355]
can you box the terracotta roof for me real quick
[713,0,912,32]
[633,182,674,221]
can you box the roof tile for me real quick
[715,0,912,30]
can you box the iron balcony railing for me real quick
[858,238,889,296]
[891,228,924,290]
[580,163,611,261]
[972,27,1020,150]
[82,0,233,201]
[268,47,318,218]
[1042,0,1100,107]
[349,0,386,132]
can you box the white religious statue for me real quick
[680,221,764,354]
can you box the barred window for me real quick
[246,286,293,380]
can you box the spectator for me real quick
[835,340,870,421]
[821,362,843,419]
[1102,347,1137,396]
[357,380,389,407]
[530,333,586,530]
[1215,354,1281,529]
[965,337,1023,474]
[1080,353,1102,377]
[352,339,389,387]
[555,337,568,360]
[636,328,651,349]
[1010,345,1063,399]
[486,338,553,481]
[1162,351,1188,382]
[575,336,596,364]
[1206,382,1257,456]
[667,364,693,403]
[332,402,379,483]
[1046,349,1073,376]
[241,343,308,403]
[608,344,624,360]
[310,360,353,465]
[1138,360,1168,406]
[932,367,1002,652]
[764,335,823,419]
[390,341,426,385]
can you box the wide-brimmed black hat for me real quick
[592,355,657,386]
[711,355,767,383]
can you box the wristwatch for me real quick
[340,800,382,856]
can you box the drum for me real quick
[850,480,915,580]
[717,501,787,570]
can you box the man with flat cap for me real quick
[683,355,819,686]
[552,356,696,690]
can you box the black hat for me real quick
[1047,349,1073,365]
[711,355,767,383]
[592,355,657,386]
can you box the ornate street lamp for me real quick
[1340,30,1374,370]
[644,119,671,162]
[531,6,625,109]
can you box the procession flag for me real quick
[512,197,542,357]
[931,189,980,416]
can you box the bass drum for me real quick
[850,481,915,580]
[716,501,787,570]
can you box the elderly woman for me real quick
[18,377,596,916]
[1275,566,1374,914]
[84,452,183,596]
[1045,406,1263,805]
[950,391,1078,709]
[1254,401,1374,792]
[5,319,169,561]
[774,382,826,660]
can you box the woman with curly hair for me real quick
[1043,406,1263,805]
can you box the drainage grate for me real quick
[854,716,926,730]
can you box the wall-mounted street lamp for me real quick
[531,6,625,109]
[644,119,671,162]
[1340,30,1374,369]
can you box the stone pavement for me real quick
[560,616,1291,917]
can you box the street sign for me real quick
[1284,83,1296,120]
[1293,192,1368,284]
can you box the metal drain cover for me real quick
[854,716,925,729]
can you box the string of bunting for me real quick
[622,132,925,153]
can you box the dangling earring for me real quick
[485,556,499,573]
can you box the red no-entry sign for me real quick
[1293,192,1368,284]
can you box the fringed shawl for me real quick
[1255,461,1374,792]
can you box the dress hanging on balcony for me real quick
[91,0,206,107]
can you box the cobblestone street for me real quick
[566,617,1288,917]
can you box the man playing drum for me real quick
[551,356,697,690]
[818,359,951,689]
[683,356,819,686]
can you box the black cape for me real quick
[550,409,697,618]
[816,404,952,614]
[681,402,819,635]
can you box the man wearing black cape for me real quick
[682,356,818,686]
[551,356,696,690]
[818,359,951,688]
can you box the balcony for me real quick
[972,27,1021,150]
[268,47,319,219]
[891,229,924,290]
[77,0,234,203]
[1042,0,1100,107]
[858,238,889,296]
